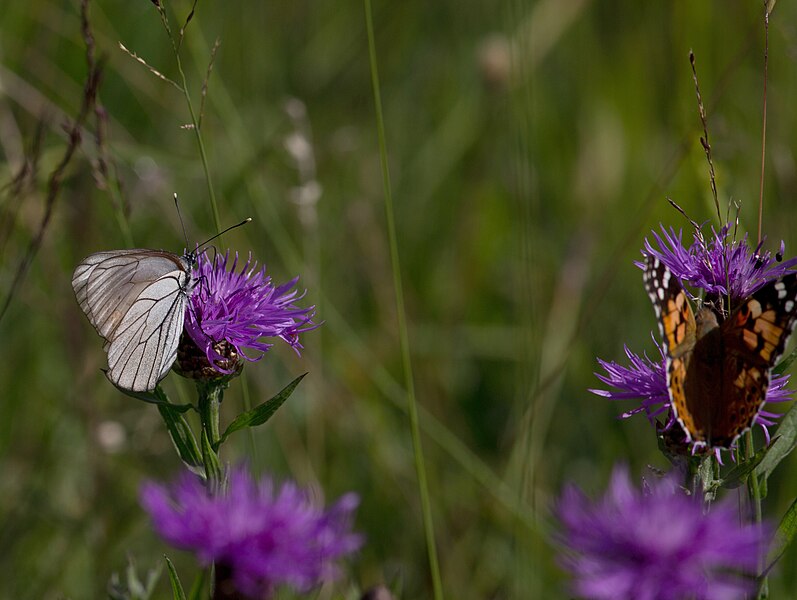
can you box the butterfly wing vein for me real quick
[72,250,191,392]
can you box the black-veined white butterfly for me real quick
[72,248,194,392]
[72,219,250,392]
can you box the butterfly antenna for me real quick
[174,193,191,251]
[196,218,252,253]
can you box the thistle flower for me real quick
[593,223,796,449]
[641,224,797,303]
[183,250,317,376]
[591,342,792,446]
[554,465,769,600]
[140,467,363,599]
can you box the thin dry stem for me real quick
[689,50,721,225]
[0,123,44,259]
[118,42,182,91]
[757,4,770,245]
[0,0,103,321]
[177,0,200,53]
[198,38,221,130]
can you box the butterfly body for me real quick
[644,255,797,448]
[73,249,193,392]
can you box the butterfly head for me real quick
[694,306,719,339]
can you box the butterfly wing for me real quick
[716,273,797,444]
[72,250,191,392]
[643,255,699,442]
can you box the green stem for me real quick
[197,381,224,486]
[198,383,223,447]
[157,2,222,237]
[745,429,768,598]
[363,2,443,598]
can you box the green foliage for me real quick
[218,373,306,447]
[107,558,162,600]
[5,0,797,598]
[164,557,187,600]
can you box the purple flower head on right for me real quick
[555,465,769,600]
[592,222,796,451]
[140,466,363,599]
[182,250,317,376]
[641,223,797,303]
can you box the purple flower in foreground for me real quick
[140,467,363,599]
[185,251,317,373]
[641,224,797,302]
[591,342,792,447]
[555,465,769,600]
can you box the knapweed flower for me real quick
[183,250,317,375]
[555,465,769,600]
[641,223,797,303]
[140,467,363,599]
[592,222,797,450]
[591,342,792,447]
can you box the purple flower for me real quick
[641,224,797,302]
[140,467,363,598]
[185,251,317,373]
[555,465,769,600]
[590,344,671,422]
[591,222,797,449]
[591,342,792,447]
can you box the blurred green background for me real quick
[4,1,797,598]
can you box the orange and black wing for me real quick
[643,255,698,442]
[717,272,797,445]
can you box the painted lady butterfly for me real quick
[644,254,797,448]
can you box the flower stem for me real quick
[156,2,223,237]
[745,429,768,598]
[363,2,443,598]
[197,381,224,485]
[198,382,223,447]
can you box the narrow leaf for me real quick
[767,496,797,571]
[188,568,208,600]
[774,345,797,375]
[201,429,222,485]
[218,373,306,446]
[110,381,193,413]
[158,404,202,470]
[756,402,797,480]
[164,556,187,600]
[718,445,768,489]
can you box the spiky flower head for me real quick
[140,467,362,598]
[555,465,769,600]
[641,224,797,304]
[592,223,795,450]
[181,250,317,378]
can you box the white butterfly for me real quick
[72,249,193,392]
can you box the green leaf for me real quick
[188,568,208,600]
[756,401,797,480]
[218,373,306,447]
[110,382,194,413]
[164,556,187,600]
[774,344,797,375]
[201,428,222,485]
[767,496,797,571]
[718,445,768,490]
[157,403,202,471]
